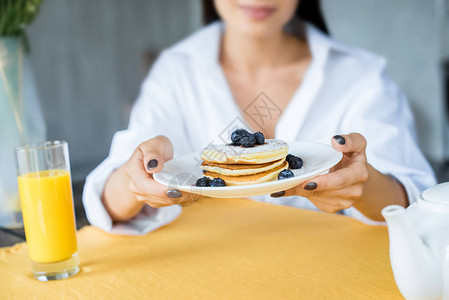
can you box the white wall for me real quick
[322,0,446,162]
[27,0,202,180]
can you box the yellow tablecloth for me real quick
[0,198,402,299]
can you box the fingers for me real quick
[270,133,369,214]
[274,165,366,211]
[308,197,355,213]
[273,186,362,212]
[125,135,174,186]
[129,179,168,198]
[282,179,364,198]
[139,135,174,174]
[130,179,196,205]
[271,190,355,212]
[130,181,200,208]
[332,133,367,154]
[278,160,367,198]
[134,195,172,208]
[299,162,368,193]
[299,184,364,201]
[122,136,197,209]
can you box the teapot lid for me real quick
[421,182,449,205]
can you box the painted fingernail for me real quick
[147,159,158,170]
[271,191,286,198]
[166,189,182,198]
[333,135,345,145]
[304,182,317,190]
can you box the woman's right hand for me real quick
[125,135,185,208]
[102,135,195,221]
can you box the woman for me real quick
[83,0,435,235]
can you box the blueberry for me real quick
[210,178,226,187]
[286,154,303,169]
[278,169,294,180]
[240,134,256,147]
[195,177,210,187]
[254,132,265,145]
[231,129,250,145]
[289,157,303,169]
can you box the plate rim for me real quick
[153,141,343,194]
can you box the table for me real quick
[0,197,402,299]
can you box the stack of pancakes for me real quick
[200,139,289,186]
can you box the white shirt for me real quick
[83,21,436,235]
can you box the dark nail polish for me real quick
[304,182,317,191]
[271,191,286,198]
[166,189,182,198]
[147,159,158,170]
[333,135,346,145]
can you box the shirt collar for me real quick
[189,21,223,72]
[190,20,350,73]
[305,22,329,69]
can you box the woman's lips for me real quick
[239,5,276,20]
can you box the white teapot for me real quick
[382,182,449,300]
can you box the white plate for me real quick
[153,141,342,198]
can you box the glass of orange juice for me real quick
[15,141,79,281]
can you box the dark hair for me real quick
[201,0,328,34]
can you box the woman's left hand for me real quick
[272,133,369,213]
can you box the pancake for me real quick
[201,158,286,176]
[200,139,288,164]
[204,161,289,186]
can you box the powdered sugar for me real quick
[202,139,288,156]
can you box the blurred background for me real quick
[25,0,449,182]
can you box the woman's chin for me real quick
[230,22,282,39]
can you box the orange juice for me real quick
[18,169,77,263]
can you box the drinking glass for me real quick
[15,141,79,281]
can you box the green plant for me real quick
[0,0,43,51]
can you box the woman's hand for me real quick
[102,135,197,221]
[281,133,369,212]
[271,133,408,221]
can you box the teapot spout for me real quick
[382,205,442,300]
